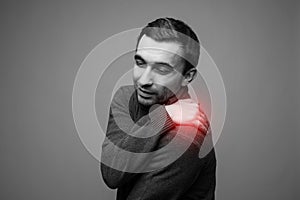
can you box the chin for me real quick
[137,96,156,106]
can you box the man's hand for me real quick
[165,99,210,134]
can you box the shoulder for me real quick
[120,85,135,94]
[111,85,135,107]
[113,85,135,97]
[112,85,135,100]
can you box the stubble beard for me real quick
[135,84,175,107]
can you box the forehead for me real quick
[136,35,184,65]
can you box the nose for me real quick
[137,66,153,86]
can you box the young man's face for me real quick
[133,35,187,106]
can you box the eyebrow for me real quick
[134,54,145,62]
[134,54,174,68]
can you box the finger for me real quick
[197,115,210,129]
[191,120,209,135]
[198,110,209,123]
[198,109,207,118]
[197,122,208,135]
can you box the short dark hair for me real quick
[136,17,200,74]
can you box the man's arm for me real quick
[101,86,175,188]
[101,86,211,196]
[125,127,213,200]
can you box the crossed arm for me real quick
[100,87,210,199]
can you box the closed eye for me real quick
[134,55,147,68]
[153,64,173,74]
[135,59,146,67]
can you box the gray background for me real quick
[1,0,299,199]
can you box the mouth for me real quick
[137,88,156,98]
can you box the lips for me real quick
[138,88,156,98]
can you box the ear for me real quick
[181,68,197,86]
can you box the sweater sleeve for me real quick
[125,126,212,200]
[100,86,175,189]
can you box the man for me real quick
[101,17,216,200]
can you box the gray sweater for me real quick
[101,85,216,200]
